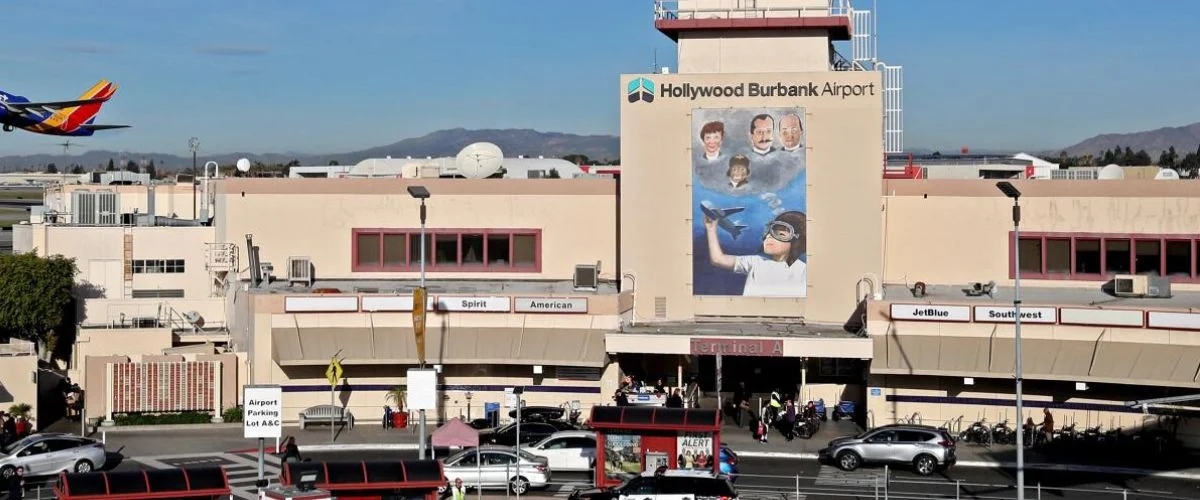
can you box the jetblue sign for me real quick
[889,304,971,322]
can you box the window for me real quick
[1164,240,1191,276]
[1105,239,1131,274]
[1075,239,1101,274]
[1017,238,1042,273]
[131,259,185,274]
[1013,232,1200,282]
[352,229,540,272]
[1134,240,1161,275]
[1046,239,1071,274]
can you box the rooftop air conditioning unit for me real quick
[259,262,275,284]
[287,256,313,287]
[574,263,599,291]
[1146,275,1173,298]
[1113,274,1148,297]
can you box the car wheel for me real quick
[509,475,530,495]
[75,460,94,474]
[835,450,861,471]
[0,466,13,479]
[912,454,938,476]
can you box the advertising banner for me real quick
[692,107,808,297]
[676,431,714,470]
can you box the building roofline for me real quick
[214,177,616,196]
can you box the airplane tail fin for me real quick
[56,80,119,131]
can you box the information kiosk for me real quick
[53,466,231,499]
[281,459,445,500]
[588,406,722,487]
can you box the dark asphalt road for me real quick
[269,450,1200,500]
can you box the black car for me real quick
[482,422,560,446]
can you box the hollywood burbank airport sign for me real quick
[660,80,877,100]
[889,303,1200,331]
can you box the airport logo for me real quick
[627,77,655,104]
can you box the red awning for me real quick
[432,417,480,448]
[588,406,721,432]
[282,460,445,492]
[54,467,231,500]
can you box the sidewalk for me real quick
[94,419,1200,481]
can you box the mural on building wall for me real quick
[692,107,808,297]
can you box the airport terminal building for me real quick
[10,0,1200,444]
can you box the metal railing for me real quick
[654,0,850,21]
[0,339,36,356]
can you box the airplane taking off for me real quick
[700,200,749,239]
[0,80,129,137]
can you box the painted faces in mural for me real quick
[691,108,808,298]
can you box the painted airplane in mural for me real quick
[700,200,748,239]
[0,80,129,137]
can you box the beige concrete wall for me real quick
[214,178,617,282]
[0,350,39,429]
[881,180,1200,290]
[70,328,174,383]
[678,32,832,73]
[621,71,883,324]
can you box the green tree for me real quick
[45,163,58,174]
[145,160,157,179]
[106,159,116,171]
[0,252,77,356]
[328,160,340,166]
[1134,149,1152,166]
[124,160,138,172]
[70,165,84,174]
[562,154,590,165]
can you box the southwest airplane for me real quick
[0,80,129,136]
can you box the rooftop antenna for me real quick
[653,48,659,74]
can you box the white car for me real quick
[441,445,551,495]
[523,430,596,472]
[0,433,108,478]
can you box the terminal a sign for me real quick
[659,81,876,101]
[690,338,784,357]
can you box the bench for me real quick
[298,404,355,430]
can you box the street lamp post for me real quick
[996,181,1024,500]
[407,185,431,459]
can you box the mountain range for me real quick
[2,122,1199,171]
[1059,122,1200,157]
[0,128,621,172]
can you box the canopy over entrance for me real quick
[589,406,721,432]
[432,417,480,448]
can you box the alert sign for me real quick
[243,385,282,439]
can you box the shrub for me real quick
[112,411,213,426]
[223,406,244,422]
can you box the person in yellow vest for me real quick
[450,477,467,500]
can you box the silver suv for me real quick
[818,424,956,476]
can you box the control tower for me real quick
[653,0,903,153]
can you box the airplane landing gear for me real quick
[2,124,12,132]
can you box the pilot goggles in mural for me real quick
[764,220,799,243]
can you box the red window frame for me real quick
[351,228,542,273]
[1009,232,1200,283]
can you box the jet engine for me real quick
[2,124,12,132]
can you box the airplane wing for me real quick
[80,124,131,131]
[1,97,111,114]
[721,207,746,216]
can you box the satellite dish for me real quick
[455,142,504,179]
[236,158,251,173]
[1154,168,1180,180]
[1097,164,1124,180]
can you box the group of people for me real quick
[612,376,702,409]
[0,412,31,448]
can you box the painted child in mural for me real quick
[703,210,808,297]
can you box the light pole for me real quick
[996,181,1024,500]
[407,185,431,459]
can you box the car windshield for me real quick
[0,436,36,455]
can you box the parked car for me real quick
[481,422,561,447]
[568,469,738,500]
[818,424,956,476]
[522,430,596,472]
[0,433,108,478]
[440,445,551,495]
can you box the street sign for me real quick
[413,286,428,365]
[242,385,282,439]
[325,357,343,387]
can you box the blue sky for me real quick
[1,0,1197,157]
